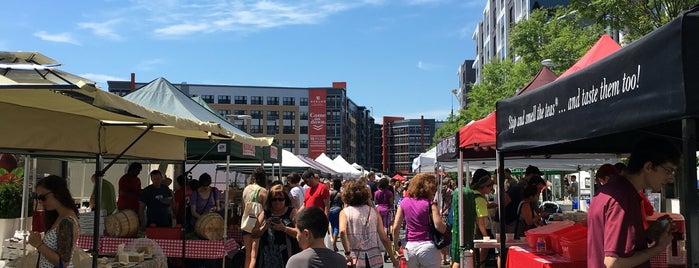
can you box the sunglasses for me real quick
[35,192,52,201]
[271,198,285,202]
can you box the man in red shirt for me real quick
[587,137,677,268]
[117,162,142,212]
[300,170,330,216]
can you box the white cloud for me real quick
[33,31,81,45]
[79,73,126,89]
[154,23,210,36]
[417,60,442,71]
[135,58,165,71]
[458,25,474,39]
[138,1,379,38]
[78,19,124,41]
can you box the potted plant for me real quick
[0,153,23,219]
[0,154,25,247]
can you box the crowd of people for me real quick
[26,136,681,268]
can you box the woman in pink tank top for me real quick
[391,173,446,268]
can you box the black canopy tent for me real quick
[496,6,699,266]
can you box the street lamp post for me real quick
[450,89,459,119]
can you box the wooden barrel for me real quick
[195,213,224,240]
[104,210,139,237]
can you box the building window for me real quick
[283,111,295,120]
[300,97,309,106]
[251,110,263,119]
[218,109,230,117]
[300,140,308,148]
[251,125,263,134]
[201,95,214,103]
[267,96,279,105]
[300,126,308,134]
[218,95,231,104]
[234,110,247,115]
[283,126,295,134]
[282,97,295,106]
[234,96,247,104]
[267,111,279,120]
[267,125,279,135]
[300,111,309,120]
[251,96,263,105]
[282,140,295,150]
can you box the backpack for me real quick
[453,186,477,250]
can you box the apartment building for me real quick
[108,80,379,168]
[472,0,570,83]
[382,117,436,175]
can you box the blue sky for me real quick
[3,0,484,123]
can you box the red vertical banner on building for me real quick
[308,89,327,159]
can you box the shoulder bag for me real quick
[428,202,452,249]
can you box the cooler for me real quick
[523,220,574,251]
[550,224,587,254]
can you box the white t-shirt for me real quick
[290,185,305,209]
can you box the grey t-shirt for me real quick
[286,247,346,268]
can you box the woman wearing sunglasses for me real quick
[252,184,300,267]
[28,175,80,268]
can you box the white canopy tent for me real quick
[332,155,362,178]
[412,149,619,173]
[315,153,348,177]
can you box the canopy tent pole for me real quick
[20,155,31,234]
[681,118,698,266]
[497,150,507,266]
[457,150,465,268]
[90,124,155,268]
[222,154,230,268]
[92,154,104,268]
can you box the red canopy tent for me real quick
[557,34,621,79]
[392,174,406,181]
[457,34,622,153]
[458,66,558,152]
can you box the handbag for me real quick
[428,203,452,249]
[241,187,263,233]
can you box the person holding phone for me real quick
[253,184,300,267]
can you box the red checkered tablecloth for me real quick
[77,236,237,259]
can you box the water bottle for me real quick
[536,237,546,253]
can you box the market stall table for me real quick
[77,236,238,259]
[506,246,586,268]
[475,238,529,249]
[99,256,167,268]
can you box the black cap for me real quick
[525,165,543,176]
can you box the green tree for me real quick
[572,0,697,43]
[464,59,529,120]
[510,7,604,75]
[433,6,604,143]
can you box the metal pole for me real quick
[497,150,507,266]
[681,118,698,266]
[457,150,465,268]
[222,154,230,268]
[92,154,104,268]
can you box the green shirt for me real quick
[92,179,117,214]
